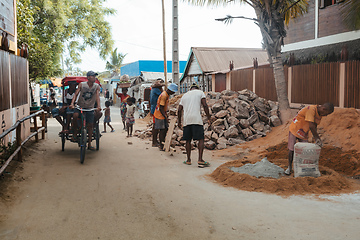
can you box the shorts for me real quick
[154,118,168,130]
[182,124,204,141]
[65,107,74,115]
[104,116,111,123]
[75,109,94,124]
[126,116,135,125]
[51,108,60,117]
[288,131,307,151]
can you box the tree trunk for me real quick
[268,53,292,123]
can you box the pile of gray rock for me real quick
[135,89,282,150]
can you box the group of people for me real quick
[51,70,335,173]
[149,79,211,167]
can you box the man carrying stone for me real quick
[177,83,211,167]
[285,103,334,175]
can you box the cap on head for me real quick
[167,83,178,93]
[190,82,199,89]
[86,71,98,77]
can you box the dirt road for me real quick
[1,103,360,240]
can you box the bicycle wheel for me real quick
[95,124,100,150]
[61,132,65,151]
[80,127,87,164]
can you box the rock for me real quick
[212,125,225,134]
[235,104,250,119]
[258,111,269,123]
[211,132,219,142]
[204,131,212,141]
[217,143,227,150]
[268,100,278,111]
[212,119,225,126]
[207,98,218,107]
[169,107,177,116]
[224,119,229,129]
[217,137,228,149]
[221,90,239,96]
[241,128,253,139]
[270,115,282,127]
[215,110,229,118]
[212,103,223,113]
[264,125,271,132]
[248,113,259,125]
[253,97,269,113]
[227,99,238,109]
[227,116,239,126]
[227,138,246,146]
[247,134,261,141]
[239,119,250,128]
[205,140,216,150]
[253,121,265,132]
[228,107,237,117]
[238,89,258,100]
[207,92,220,99]
[224,126,239,139]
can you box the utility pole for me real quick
[161,0,167,88]
[172,0,179,87]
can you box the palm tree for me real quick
[106,48,127,77]
[185,0,308,123]
[341,0,360,30]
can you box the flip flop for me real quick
[183,161,191,165]
[198,161,210,167]
[88,146,96,151]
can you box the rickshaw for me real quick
[59,76,102,164]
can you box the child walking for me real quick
[102,100,114,133]
[125,97,136,137]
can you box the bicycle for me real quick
[75,106,100,164]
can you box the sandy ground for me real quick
[1,101,360,240]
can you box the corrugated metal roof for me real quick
[192,47,269,73]
[140,71,173,82]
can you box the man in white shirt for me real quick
[177,83,211,167]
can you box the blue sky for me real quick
[76,0,263,72]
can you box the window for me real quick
[320,0,345,8]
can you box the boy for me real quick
[125,97,136,137]
[137,98,145,118]
[102,100,114,133]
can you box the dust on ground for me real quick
[210,108,360,197]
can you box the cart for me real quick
[59,76,102,164]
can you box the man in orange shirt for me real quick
[154,83,178,150]
[285,103,334,175]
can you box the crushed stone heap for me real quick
[134,89,282,150]
[230,157,285,179]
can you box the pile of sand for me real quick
[210,108,360,197]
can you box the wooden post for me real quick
[16,124,22,161]
[41,111,46,139]
[339,63,345,108]
[33,116,38,142]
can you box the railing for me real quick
[0,110,46,175]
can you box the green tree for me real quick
[185,0,308,123]
[341,0,360,30]
[106,48,127,77]
[17,0,115,80]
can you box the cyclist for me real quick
[70,71,101,150]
